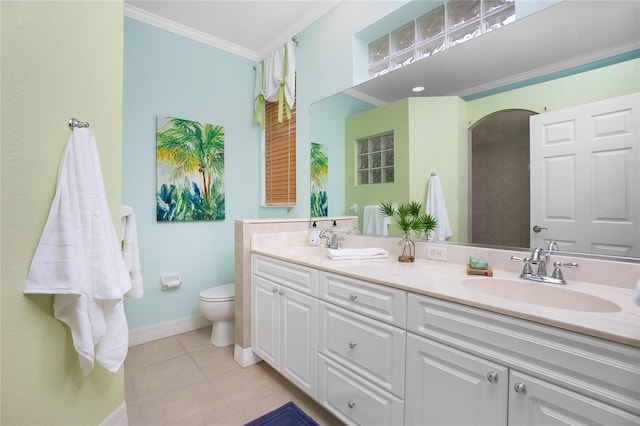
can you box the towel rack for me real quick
[68,118,89,130]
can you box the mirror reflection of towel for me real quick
[426,175,452,241]
[363,205,390,235]
[24,128,132,375]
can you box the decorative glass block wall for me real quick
[369,0,515,78]
[357,132,395,185]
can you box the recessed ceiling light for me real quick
[412,86,425,93]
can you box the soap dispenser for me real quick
[309,221,320,246]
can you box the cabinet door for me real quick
[280,287,318,399]
[508,370,640,426]
[252,275,279,368]
[405,333,508,426]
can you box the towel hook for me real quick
[431,172,437,176]
[68,118,89,130]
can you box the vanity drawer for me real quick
[318,354,404,426]
[252,254,317,296]
[318,301,406,398]
[318,271,406,327]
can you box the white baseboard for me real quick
[129,315,211,347]
[100,402,127,426]
[234,345,262,367]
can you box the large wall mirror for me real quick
[310,1,640,260]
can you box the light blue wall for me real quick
[310,93,375,216]
[122,18,258,328]
[292,1,409,219]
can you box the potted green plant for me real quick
[380,201,437,262]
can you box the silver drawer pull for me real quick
[272,288,278,293]
[347,400,356,409]
[349,293,358,301]
[278,289,285,295]
[348,341,357,349]
[486,372,498,383]
[514,383,527,394]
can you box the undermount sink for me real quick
[460,278,621,313]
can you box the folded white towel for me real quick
[362,205,390,236]
[426,175,452,241]
[121,205,143,298]
[24,128,132,375]
[327,248,389,260]
[634,277,640,307]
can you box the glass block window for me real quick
[368,0,515,78]
[357,132,394,185]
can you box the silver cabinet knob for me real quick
[514,383,527,394]
[272,288,278,293]
[348,341,357,349]
[349,293,358,301]
[486,372,498,383]
[347,400,356,408]
[278,289,285,295]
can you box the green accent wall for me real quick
[466,58,640,126]
[1,1,125,424]
[345,97,467,240]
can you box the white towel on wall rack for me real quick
[363,205,390,236]
[121,205,143,298]
[426,174,453,241]
[24,128,132,375]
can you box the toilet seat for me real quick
[199,283,234,302]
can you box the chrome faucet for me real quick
[510,241,577,285]
[319,224,358,249]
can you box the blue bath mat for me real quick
[244,401,319,426]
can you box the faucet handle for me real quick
[551,261,578,283]
[511,255,533,276]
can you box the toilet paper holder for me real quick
[161,273,182,291]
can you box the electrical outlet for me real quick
[427,245,448,261]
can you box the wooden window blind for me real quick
[264,99,296,206]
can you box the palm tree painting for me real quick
[156,116,225,222]
[310,142,328,217]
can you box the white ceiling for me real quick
[125,0,341,60]
[124,1,639,103]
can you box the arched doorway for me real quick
[469,109,535,248]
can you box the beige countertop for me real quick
[252,245,640,348]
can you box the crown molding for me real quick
[124,4,259,61]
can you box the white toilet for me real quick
[199,283,235,347]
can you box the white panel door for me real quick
[530,93,639,256]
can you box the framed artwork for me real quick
[156,116,225,222]
[310,142,328,217]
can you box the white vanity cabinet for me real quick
[251,255,318,398]
[250,252,639,426]
[406,293,640,426]
[317,271,407,425]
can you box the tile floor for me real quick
[125,327,343,426]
